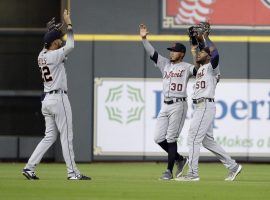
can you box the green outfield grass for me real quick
[0,162,269,200]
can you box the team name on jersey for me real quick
[196,68,205,79]
[38,58,47,66]
[163,69,185,79]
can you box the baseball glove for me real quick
[46,17,63,32]
[187,26,199,46]
[187,22,212,50]
[197,22,211,35]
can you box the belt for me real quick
[164,97,186,105]
[45,90,67,95]
[192,98,214,104]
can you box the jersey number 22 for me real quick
[40,66,53,82]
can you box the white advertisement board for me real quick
[94,78,270,157]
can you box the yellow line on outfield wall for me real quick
[73,35,189,41]
[73,34,270,42]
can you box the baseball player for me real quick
[140,24,195,180]
[22,10,91,180]
[176,23,242,181]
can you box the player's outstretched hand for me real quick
[139,24,149,39]
[191,44,198,52]
[203,31,209,38]
[63,9,72,25]
[202,22,211,38]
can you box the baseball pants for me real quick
[187,101,237,177]
[25,93,80,177]
[154,101,188,144]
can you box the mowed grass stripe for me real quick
[0,163,269,200]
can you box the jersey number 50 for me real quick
[195,81,206,89]
[40,66,53,82]
[170,83,183,91]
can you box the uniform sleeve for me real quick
[155,54,170,72]
[212,65,221,83]
[212,65,220,76]
[210,49,219,69]
[188,65,197,77]
[62,29,74,56]
[204,36,219,69]
[50,29,75,65]
[189,64,197,77]
[142,39,169,72]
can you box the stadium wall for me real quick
[0,0,270,162]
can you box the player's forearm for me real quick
[210,51,219,69]
[204,36,218,54]
[204,36,219,68]
[191,49,200,70]
[142,39,160,64]
[142,39,155,57]
[64,27,74,55]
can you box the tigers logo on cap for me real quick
[167,43,186,53]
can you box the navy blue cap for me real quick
[201,47,211,56]
[43,29,63,45]
[167,43,186,53]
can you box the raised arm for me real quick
[203,33,219,69]
[63,9,74,55]
[139,24,169,72]
[139,24,158,63]
[191,45,199,68]
[190,44,199,76]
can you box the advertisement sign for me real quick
[162,0,270,30]
[94,78,270,157]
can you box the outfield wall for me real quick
[1,0,270,162]
[93,78,270,160]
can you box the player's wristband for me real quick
[68,24,72,27]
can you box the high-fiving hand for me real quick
[139,24,149,39]
[63,9,72,25]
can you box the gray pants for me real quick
[187,101,237,177]
[154,101,188,144]
[25,93,80,177]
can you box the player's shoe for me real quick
[22,168,39,180]
[225,164,242,181]
[175,157,188,178]
[68,174,91,180]
[175,175,200,181]
[159,169,173,180]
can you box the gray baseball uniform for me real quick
[24,28,80,177]
[142,39,195,144]
[187,60,237,178]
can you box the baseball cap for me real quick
[43,29,63,45]
[201,47,211,56]
[167,43,186,53]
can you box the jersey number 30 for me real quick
[170,83,183,91]
[40,66,53,82]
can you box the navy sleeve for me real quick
[150,51,158,64]
[210,50,219,69]
[193,67,197,76]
